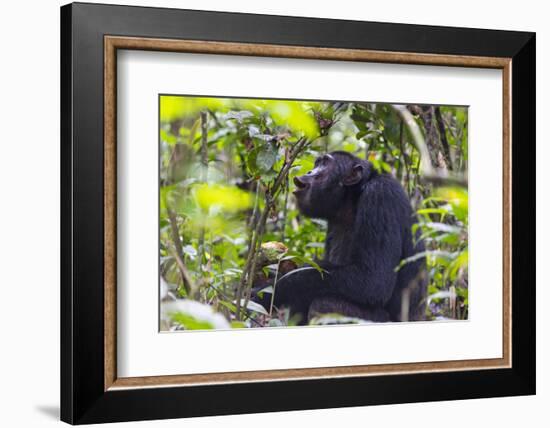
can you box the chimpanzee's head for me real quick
[293,151,371,220]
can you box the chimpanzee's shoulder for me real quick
[365,171,403,192]
[362,172,411,212]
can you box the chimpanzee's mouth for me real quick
[293,176,308,194]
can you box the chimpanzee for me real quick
[253,151,427,324]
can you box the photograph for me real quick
[159,95,469,330]
[55,2,536,424]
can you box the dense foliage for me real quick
[159,96,469,330]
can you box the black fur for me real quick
[258,151,427,323]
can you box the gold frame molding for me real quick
[104,35,512,391]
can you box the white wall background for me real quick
[0,1,545,427]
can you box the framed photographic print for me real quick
[60,2,536,424]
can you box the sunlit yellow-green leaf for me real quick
[270,101,319,139]
[160,96,228,123]
[434,186,468,222]
[242,100,319,139]
[194,183,252,213]
[230,320,247,329]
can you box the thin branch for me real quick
[197,110,208,270]
[166,207,194,296]
[200,110,209,175]
[247,181,261,249]
[398,119,412,197]
[269,257,283,316]
[421,174,468,187]
[393,105,466,187]
[392,105,434,177]
[281,176,290,242]
[435,107,453,171]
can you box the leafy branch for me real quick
[235,137,311,319]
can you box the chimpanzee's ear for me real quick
[342,164,364,186]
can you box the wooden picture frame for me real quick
[61,2,535,424]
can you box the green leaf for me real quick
[246,148,260,176]
[256,144,278,171]
[258,286,274,294]
[305,242,324,249]
[283,253,325,275]
[254,134,275,142]
[423,222,462,234]
[447,249,468,280]
[396,250,455,271]
[182,245,197,258]
[224,110,253,122]
[268,318,284,327]
[243,299,269,315]
[170,313,215,330]
[218,300,237,313]
[427,290,454,304]
[416,208,449,216]
[160,129,177,146]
